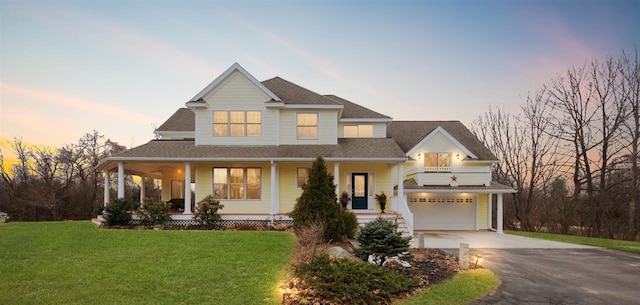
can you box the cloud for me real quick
[1,82,159,124]
[8,2,219,79]
[225,11,407,108]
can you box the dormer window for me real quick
[424,153,451,172]
[213,111,261,137]
[344,124,373,138]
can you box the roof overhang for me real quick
[283,104,344,109]
[403,187,516,194]
[406,126,478,159]
[340,118,393,123]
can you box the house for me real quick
[97,63,515,235]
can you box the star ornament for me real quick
[450,175,458,182]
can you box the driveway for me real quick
[469,248,640,305]
[411,231,594,249]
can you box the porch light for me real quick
[474,255,483,269]
[418,153,422,160]
[456,152,460,159]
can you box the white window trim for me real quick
[212,167,262,201]
[296,167,310,189]
[212,110,262,137]
[296,112,318,140]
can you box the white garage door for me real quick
[409,195,476,230]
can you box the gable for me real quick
[189,62,279,105]
[205,72,272,106]
[407,127,476,159]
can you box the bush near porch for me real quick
[0,221,295,305]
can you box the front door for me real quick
[351,173,368,209]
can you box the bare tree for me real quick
[620,48,640,240]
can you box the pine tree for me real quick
[355,217,412,266]
[289,156,357,242]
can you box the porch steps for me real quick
[354,213,412,238]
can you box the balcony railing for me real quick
[423,166,451,172]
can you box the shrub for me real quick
[104,198,135,227]
[293,219,327,263]
[194,195,224,228]
[339,191,350,209]
[137,198,171,227]
[355,217,412,266]
[289,156,357,242]
[339,207,359,239]
[293,253,418,304]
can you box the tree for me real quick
[355,217,411,266]
[289,156,357,242]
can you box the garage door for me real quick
[408,195,476,230]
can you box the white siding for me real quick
[195,72,278,146]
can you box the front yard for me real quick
[507,230,640,254]
[0,221,295,305]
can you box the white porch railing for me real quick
[391,195,413,236]
[423,166,451,172]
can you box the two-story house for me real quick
[97,63,515,236]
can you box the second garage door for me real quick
[409,195,476,230]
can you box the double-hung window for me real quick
[213,111,262,137]
[423,153,452,172]
[213,167,261,200]
[297,113,318,139]
[296,168,310,188]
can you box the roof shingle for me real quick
[323,95,391,119]
[387,121,496,160]
[261,77,340,105]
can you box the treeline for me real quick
[472,49,639,240]
[0,131,158,221]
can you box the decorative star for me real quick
[451,175,458,182]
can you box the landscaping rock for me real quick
[322,246,358,260]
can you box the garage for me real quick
[408,194,476,230]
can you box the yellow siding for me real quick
[477,194,488,228]
[192,162,271,214]
[278,162,311,213]
[161,170,191,202]
[279,109,338,144]
[195,72,278,145]
[340,163,392,213]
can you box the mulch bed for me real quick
[389,248,460,288]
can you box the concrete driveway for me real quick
[411,231,594,249]
[469,248,640,305]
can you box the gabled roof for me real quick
[189,62,280,102]
[156,108,194,132]
[98,138,406,164]
[323,95,392,120]
[261,77,341,106]
[387,121,497,160]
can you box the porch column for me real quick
[497,193,504,234]
[117,162,125,198]
[270,161,278,216]
[397,163,404,198]
[140,176,145,204]
[487,193,493,230]
[334,162,340,197]
[183,162,192,214]
[103,171,110,207]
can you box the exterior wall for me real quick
[192,162,271,214]
[195,72,278,146]
[337,122,387,138]
[340,163,392,213]
[279,109,338,145]
[277,162,311,213]
[477,193,489,229]
[161,170,189,202]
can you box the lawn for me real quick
[395,269,499,305]
[0,221,296,305]
[507,230,640,254]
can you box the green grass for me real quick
[0,221,296,305]
[395,269,499,305]
[507,230,640,254]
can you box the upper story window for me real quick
[343,124,373,138]
[423,153,451,172]
[213,111,261,137]
[297,113,318,140]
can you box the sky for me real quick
[1,0,639,151]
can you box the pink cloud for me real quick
[1,82,159,124]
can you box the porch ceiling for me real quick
[102,161,184,179]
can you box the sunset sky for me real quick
[1,0,639,151]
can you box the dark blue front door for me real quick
[351,173,368,209]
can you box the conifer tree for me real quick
[289,156,357,242]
